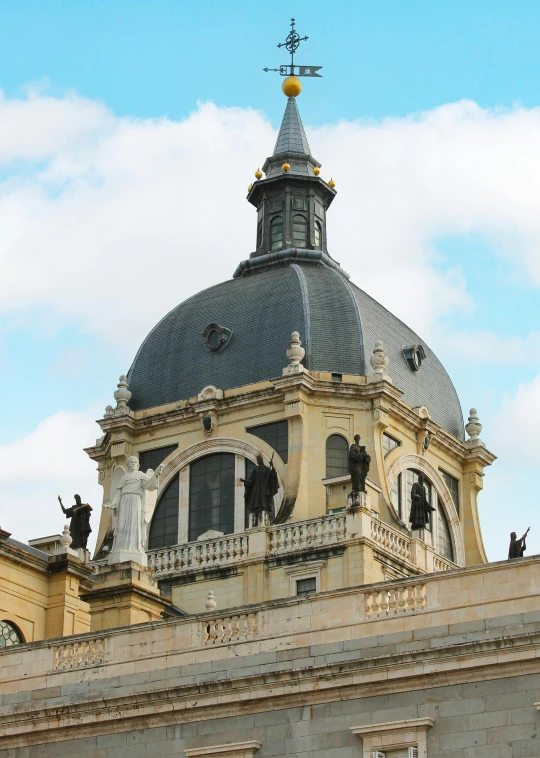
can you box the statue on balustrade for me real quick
[103,456,163,561]
[409,473,435,530]
[509,528,529,559]
[242,453,279,527]
[348,434,371,495]
[58,494,92,549]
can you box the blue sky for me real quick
[0,0,539,561]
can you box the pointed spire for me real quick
[273,96,311,156]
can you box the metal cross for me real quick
[263,18,323,78]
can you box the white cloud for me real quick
[0,92,540,352]
[0,408,103,550]
[438,330,540,364]
[490,373,540,467]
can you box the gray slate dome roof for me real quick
[127,262,465,440]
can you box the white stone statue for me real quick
[104,456,163,566]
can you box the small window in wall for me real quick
[406,469,433,531]
[292,214,307,247]
[437,500,454,561]
[439,468,460,515]
[0,620,23,648]
[382,433,400,457]
[314,220,322,249]
[139,444,178,473]
[148,474,179,550]
[246,420,288,463]
[390,472,402,519]
[326,434,349,478]
[270,216,283,251]
[256,220,263,248]
[189,453,235,542]
[296,577,316,595]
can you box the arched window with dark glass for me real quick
[292,214,307,247]
[314,220,322,249]
[437,500,454,561]
[0,620,24,648]
[270,216,283,251]
[326,435,349,478]
[256,220,263,249]
[189,453,235,542]
[148,474,179,550]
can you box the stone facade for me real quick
[1,556,539,757]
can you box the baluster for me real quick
[405,586,415,612]
[379,591,390,616]
[397,587,407,614]
[278,528,286,552]
[372,591,382,617]
[387,590,398,615]
[365,593,374,619]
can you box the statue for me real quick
[104,456,163,561]
[348,435,371,495]
[509,528,530,559]
[58,494,92,549]
[409,473,435,530]
[242,454,279,527]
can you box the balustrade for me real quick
[53,637,105,670]
[202,612,259,645]
[268,512,347,554]
[365,582,427,618]
[148,535,249,577]
[370,519,411,561]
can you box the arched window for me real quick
[437,501,454,561]
[0,620,24,648]
[314,220,322,249]
[189,453,235,541]
[270,216,283,251]
[148,474,179,550]
[256,220,263,249]
[326,435,349,478]
[292,214,307,248]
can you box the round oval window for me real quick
[207,329,220,349]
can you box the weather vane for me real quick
[263,18,322,78]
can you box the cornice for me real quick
[1,628,538,749]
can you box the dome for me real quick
[127,261,465,440]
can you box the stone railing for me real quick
[365,582,427,618]
[370,519,411,561]
[268,512,347,554]
[432,554,456,573]
[202,612,259,645]
[53,637,105,670]
[148,535,249,577]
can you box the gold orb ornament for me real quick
[313,166,320,176]
[255,168,263,179]
[328,178,336,188]
[282,162,291,172]
[282,75,302,97]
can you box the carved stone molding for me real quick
[185,741,261,758]
[386,454,465,567]
[351,717,433,758]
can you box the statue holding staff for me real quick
[409,473,435,530]
[242,453,279,527]
[509,528,530,559]
[348,434,371,495]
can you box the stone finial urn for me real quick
[465,408,482,440]
[205,591,217,611]
[283,331,306,375]
[370,341,389,376]
[114,375,132,411]
[60,524,72,548]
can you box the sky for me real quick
[0,0,539,561]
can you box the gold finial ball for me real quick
[313,166,320,176]
[282,162,291,172]
[328,177,336,188]
[282,76,302,97]
[255,168,263,179]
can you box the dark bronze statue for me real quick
[242,454,279,527]
[409,474,434,530]
[348,434,371,495]
[58,494,93,549]
[509,528,530,559]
